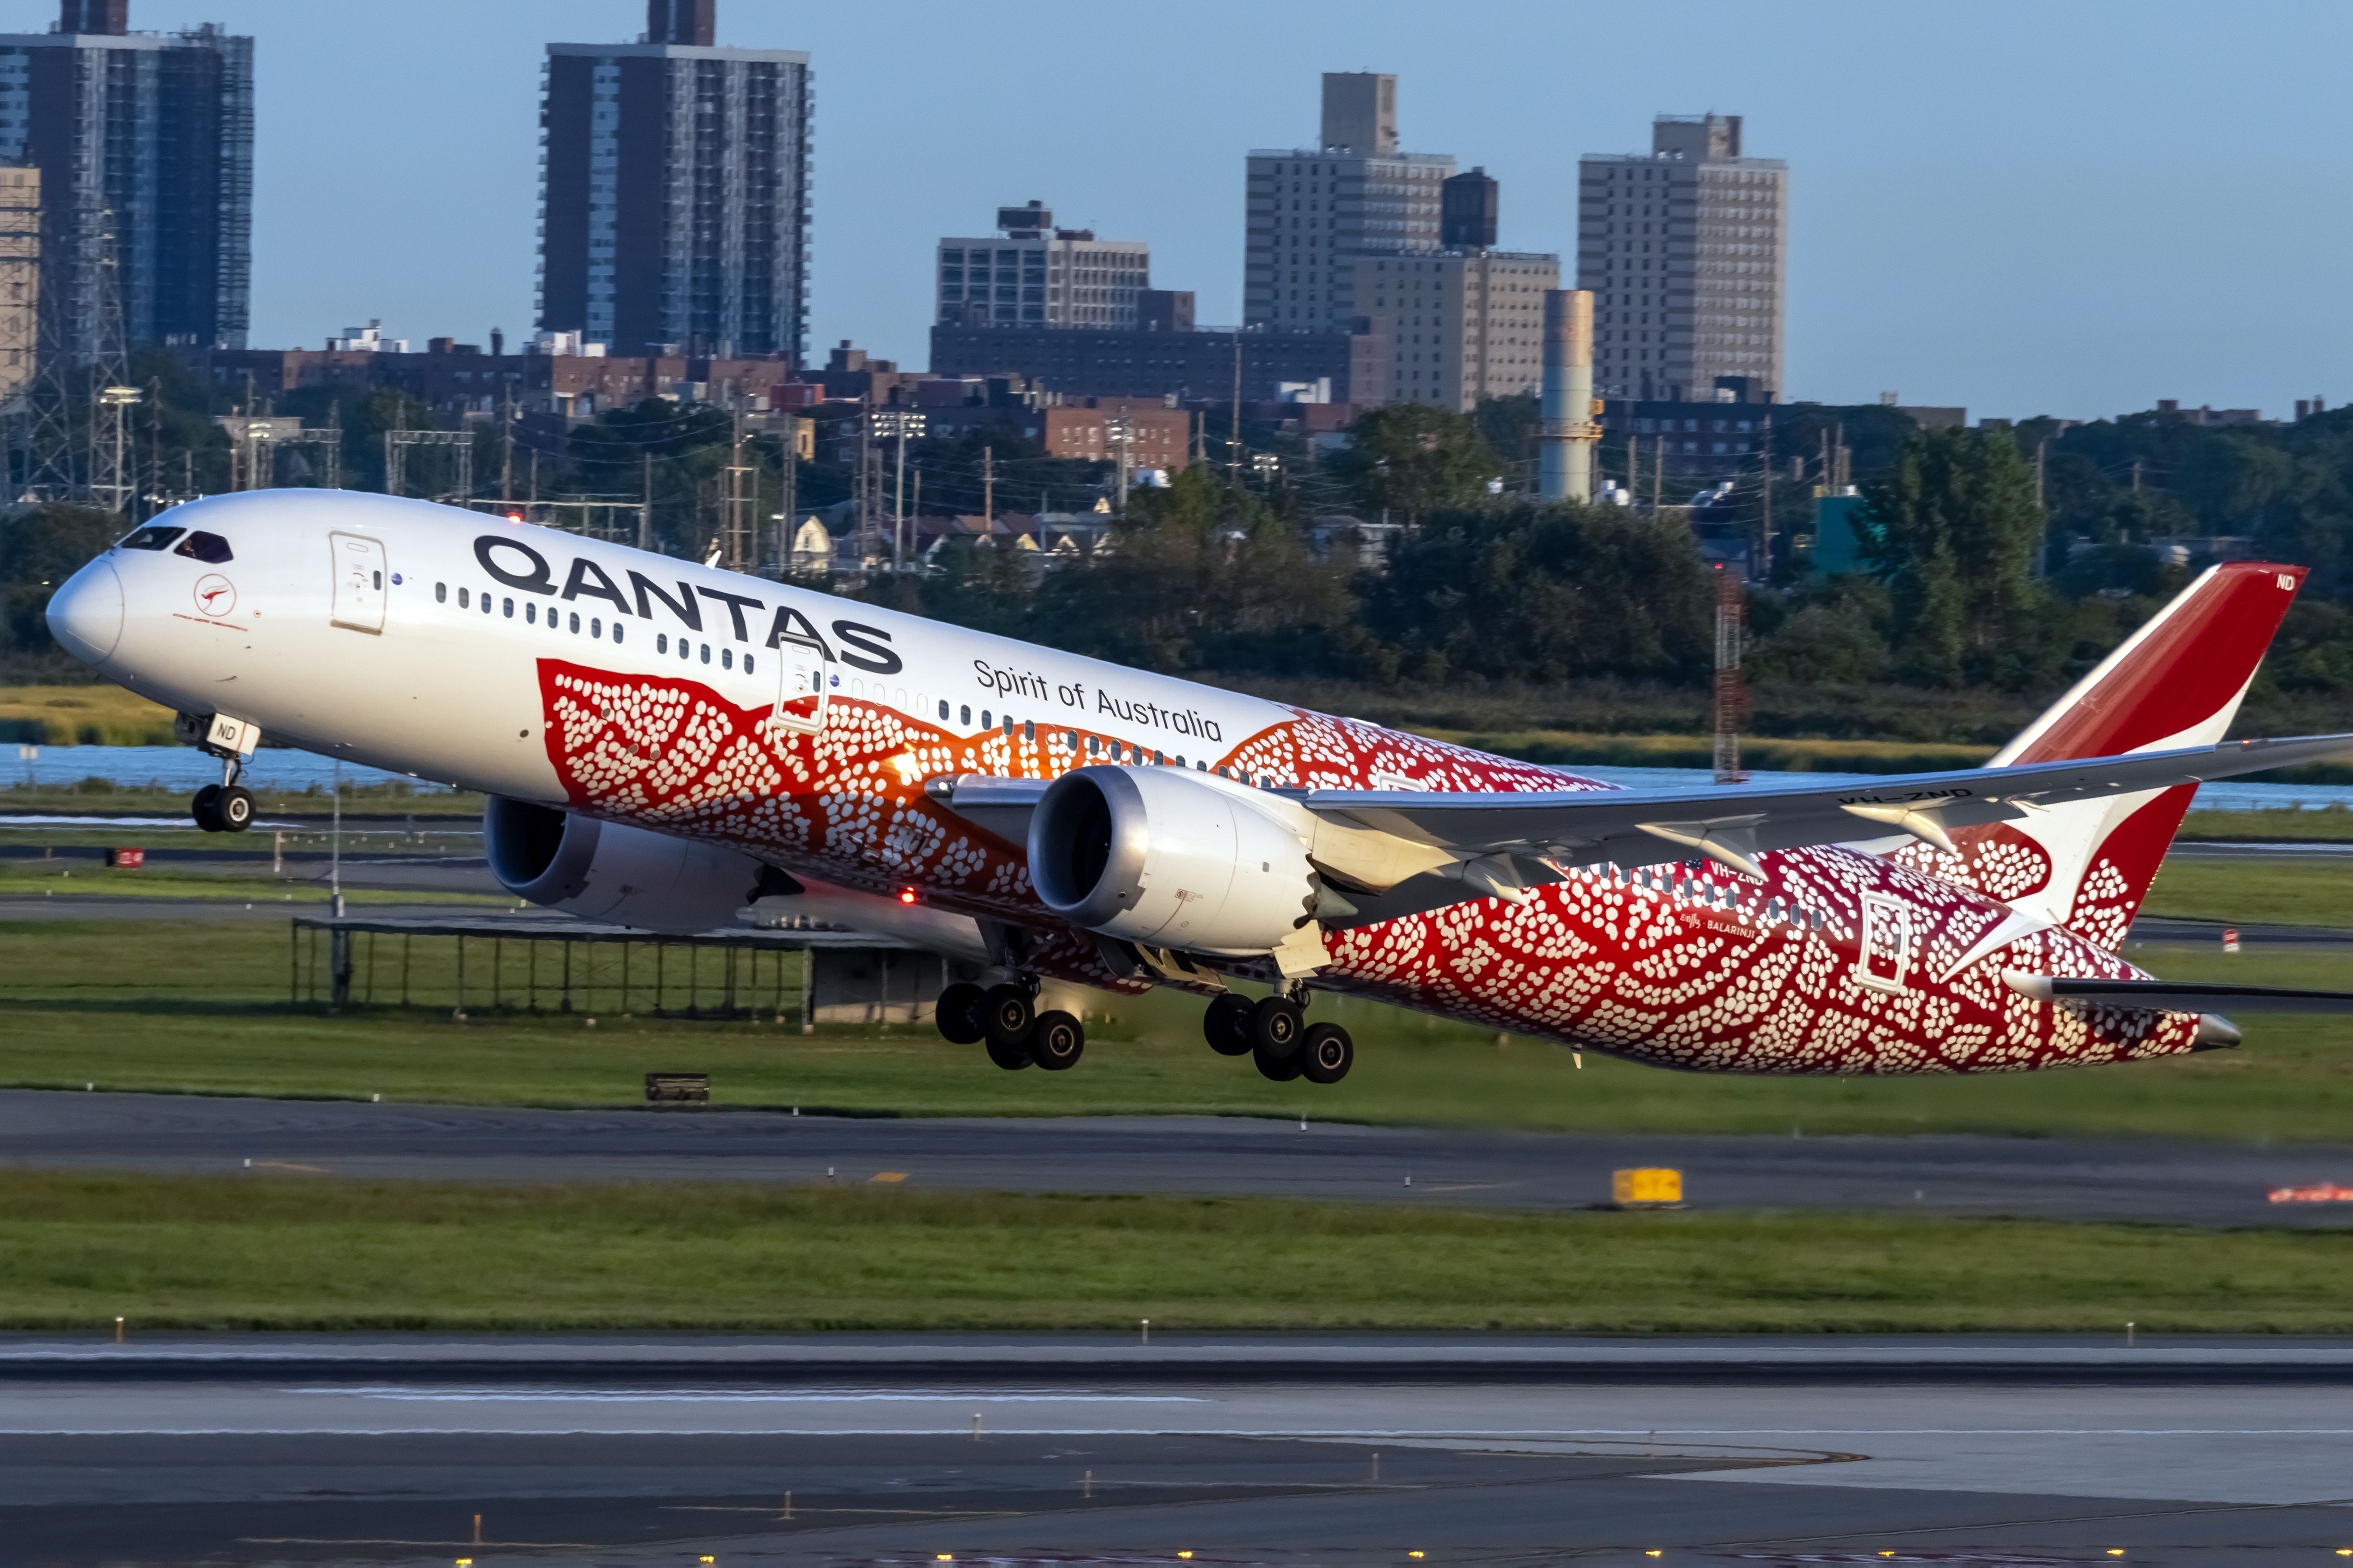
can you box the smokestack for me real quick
[1538,290,1598,504]
[646,0,716,46]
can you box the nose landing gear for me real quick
[190,714,259,834]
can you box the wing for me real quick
[1303,733,2353,880]
[2003,972,2353,1015]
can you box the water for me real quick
[5,746,2348,814]
[6,746,439,794]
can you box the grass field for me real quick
[0,858,505,906]
[0,684,178,746]
[6,910,2353,1138]
[5,1171,2350,1333]
[2143,856,2353,925]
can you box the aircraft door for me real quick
[1856,893,1912,993]
[769,633,829,735]
[329,532,388,634]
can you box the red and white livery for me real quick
[44,492,2353,1082]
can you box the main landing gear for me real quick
[936,978,1084,1072]
[1204,991,1353,1085]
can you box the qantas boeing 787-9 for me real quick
[42,489,2353,1081]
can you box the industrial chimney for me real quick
[1538,290,1599,503]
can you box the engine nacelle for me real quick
[1028,765,1319,956]
[484,796,767,935]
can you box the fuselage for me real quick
[49,489,2190,1074]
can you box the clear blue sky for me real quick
[42,0,2353,422]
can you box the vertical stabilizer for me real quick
[1906,562,2305,950]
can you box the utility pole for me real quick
[2132,456,2142,493]
[726,408,750,571]
[982,444,993,525]
[779,417,798,575]
[1230,335,1242,473]
[1757,416,1773,579]
[858,411,872,568]
[1627,433,1638,507]
[500,383,514,505]
[1106,415,1134,515]
[1652,434,1663,513]
[1712,567,1748,785]
[640,449,653,551]
[893,412,907,572]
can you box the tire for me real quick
[1251,995,1304,1057]
[191,784,224,833]
[1203,993,1255,1056]
[1030,1010,1085,1071]
[1301,1022,1355,1085]
[218,785,254,833]
[982,983,1035,1050]
[934,981,987,1045]
[984,1036,1033,1071]
[1253,1041,1305,1082]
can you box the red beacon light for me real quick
[506,511,524,523]
[898,888,918,905]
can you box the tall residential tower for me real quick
[1576,114,1785,402]
[0,0,252,362]
[936,202,1151,330]
[538,0,811,361]
[1244,73,1453,333]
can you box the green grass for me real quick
[6,1171,2352,1332]
[2143,857,2353,926]
[0,683,179,746]
[7,918,2353,1138]
[2181,807,2353,842]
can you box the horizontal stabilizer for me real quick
[2003,971,2353,1015]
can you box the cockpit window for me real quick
[173,531,234,564]
[117,526,185,551]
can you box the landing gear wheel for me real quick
[935,981,987,1045]
[1203,993,1255,1056]
[985,1037,1033,1071]
[191,784,225,833]
[217,785,254,833]
[982,984,1035,1051]
[1030,1010,1085,1071]
[1251,995,1305,1057]
[1253,1041,1305,1082]
[1301,1022,1354,1085]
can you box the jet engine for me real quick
[1027,765,1319,956]
[484,796,770,935]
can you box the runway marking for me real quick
[295,1387,1207,1403]
[244,1160,331,1174]
[869,1171,909,1183]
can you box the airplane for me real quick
[42,488,2353,1083]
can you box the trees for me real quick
[1365,502,1713,685]
[1328,404,1505,525]
[1860,426,2051,686]
[0,504,123,656]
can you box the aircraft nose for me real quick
[46,556,123,665]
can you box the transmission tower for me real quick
[85,211,134,513]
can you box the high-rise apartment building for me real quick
[0,1,251,362]
[936,202,1150,330]
[1576,114,1785,402]
[539,0,811,361]
[1347,248,1557,411]
[1245,73,1453,332]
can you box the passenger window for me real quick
[569,612,580,634]
[527,603,537,624]
[1088,736,1100,755]
[658,634,669,654]
[938,700,949,721]
[614,624,625,645]
[501,597,512,617]
[116,525,184,551]
[679,639,690,660]
[722,648,733,669]
[372,570,382,590]
[591,618,602,638]
[439,583,450,604]
[173,531,233,564]
[700,643,710,664]
[960,705,971,726]
[981,710,992,729]
[1023,720,1034,741]
[741,653,749,673]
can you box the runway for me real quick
[12,1336,2353,1564]
[5,1087,2353,1227]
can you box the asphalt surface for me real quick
[6,1088,2353,1227]
[13,1335,2353,1564]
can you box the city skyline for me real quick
[8,0,2351,421]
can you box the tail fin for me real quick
[1922,562,2305,950]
